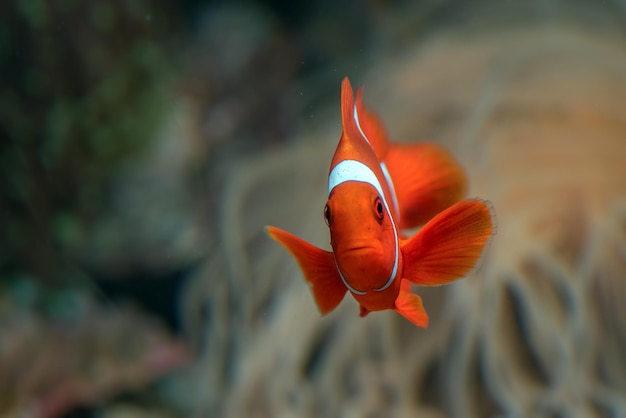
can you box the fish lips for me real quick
[336,239,383,259]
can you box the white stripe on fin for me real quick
[353,104,372,146]
[380,162,399,216]
[353,102,399,215]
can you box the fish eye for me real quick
[373,197,384,221]
[324,204,331,226]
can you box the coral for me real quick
[183,23,626,417]
[0,280,189,418]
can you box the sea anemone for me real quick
[184,23,626,417]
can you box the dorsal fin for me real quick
[331,77,398,224]
[339,77,364,148]
[354,87,390,161]
[340,77,353,129]
[332,78,385,177]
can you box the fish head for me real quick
[325,181,397,292]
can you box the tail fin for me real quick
[400,199,495,286]
[266,226,347,314]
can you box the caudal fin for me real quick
[266,226,347,314]
[384,142,468,229]
[394,280,429,327]
[401,199,495,286]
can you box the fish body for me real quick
[267,77,494,327]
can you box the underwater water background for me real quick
[2,0,626,417]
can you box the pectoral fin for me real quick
[266,226,347,314]
[401,199,495,286]
[394,280,429,328]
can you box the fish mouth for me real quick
[338,240,383,257]
[345,244,373,252]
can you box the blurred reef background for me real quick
[2,0,626,417]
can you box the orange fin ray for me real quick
[340,78,364,146]
[394,280,429,327]
[384,142,468,229]
[266,226,347,314]
[401,199,495,286]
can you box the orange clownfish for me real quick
[266,77,495,328]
